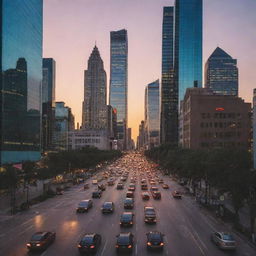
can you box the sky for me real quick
[43,0,256,141]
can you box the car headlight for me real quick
[36,243,41,247]
[147,242,152,246]
[128,245,132,248]
[160,242,164,246]
[26,243,31,247]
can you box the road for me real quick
[0,152,255,256]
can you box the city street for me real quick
[0,153,255,256]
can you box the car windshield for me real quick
[79,202,88,207]
[81,236,93,245]
[31,234,44,241]
[122,214,132,220]
[222,234,234,241]
[125,199,132,203]
[103,203,112,208]
[149,233,161,241]
[118,235,130,245]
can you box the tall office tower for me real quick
[160,7,177,144]
[0,0,42,164]
[109,29,128,149]
[174,0,203,102]
[42,58,56,151]
[253,89,256,169]
[145,80,160,149]
[82,46,107,130]
[205,47,238,96]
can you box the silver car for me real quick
[211,232,236,250]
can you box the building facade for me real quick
[82,46,107,130]
[181,88,251,150]
[145,80,160,149]
[53,102,74,151]
[109,29,128,149]
[42,58,56,151]
[205,47,238,96]
[175,0,203,103]
[0,0,43,164]
[253,89,256,169]
[160,7,178,145]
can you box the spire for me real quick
[209,47,232,59]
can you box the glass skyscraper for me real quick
[160,6,178,144]
[145,80,160,149]
[205,47,238,96]
[0,0,43,164]
[175,0,203,102]
[109,29,128,148]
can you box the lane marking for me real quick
[101,240,108,255]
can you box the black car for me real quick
[77,200,93,213]
[77,233,101,254]
[124,198,134,209]
[146,231,164,250]
[116,232,134,253]
[92,190,102,198]
[117,183,124,190]
[120,212,134,227]
[152,191,161,200]
[27,231,56,251]
[102,202,114,213]
[144,206,156,224]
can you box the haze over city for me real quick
[43,0,256,140]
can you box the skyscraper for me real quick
[175,0,203,102]
[145,80,160,149]
[0,0,42,164]
[205,47,238,96]
[160,7,178,144]
[109,29,128,149]
[42,58,56,151]
[82,46,107,130]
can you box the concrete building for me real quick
[180,88,251,150]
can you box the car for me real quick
[107,180,114,186]
[98,184,106,191]
[211,232,236,250]
[142,192,150,200]
[141,184,148,190]
[150,186,158,192]
[92,180,98,185]
[172,191,182,199]
[116,183,124,189]
[162,184,169,189]
[77,233,101,254]
[141,179,147,184]
[128,184,136,191]
[121,176,127,182]
[152,191,161,200]
[77,200,93,213]
[92,190,102,198]
[126,191,134,198]
[124,198,134,209]
[116,232,134,253]
[102,202,114,213]
[146,231,164,250]
[158,179,164,184]
[83,184,89,190]
[120,212,134,227]
[144,206,156,224]
[27,231,56,251]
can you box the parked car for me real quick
[146,231,164,250]
[116,232,134,253]
[27,231,56,251]
[77,200,93,213]
[211,232,236,250]
[77,233,101,254]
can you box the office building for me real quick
[109,29,128,149]
[160,6,178,145]
[174,0,203,102]
[253,89,256,169]
[82,46,107,130]
[205,47,238,96]
[53,102,74,151]
[0,0,43,164]
[180,88,251,150]
[42,58,56,151]
[145,80,160,149]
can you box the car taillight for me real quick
[160,242,164,246]
[115,245,119,248]
[130,222,133,224]
[90,245,95,248]
[147,242,152,246]
[36,243,41,247]
[128,245,132,248]
[77,244,82,248]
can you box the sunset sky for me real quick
[43,0,256,141]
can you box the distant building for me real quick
[82,46,107,130]
[42,58,56,151]
[205,47,238,96]
[68,130,110,150]
[180,88,251,150]
[0,0,42,164]
[53,102,74,151]
[109,29,128,149]
[137,121,146,150]
[253,89,256,168]
[145,80,160,149]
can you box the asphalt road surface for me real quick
[0,152,255,256]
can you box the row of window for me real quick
[200,122,241,128]
[201,141,245,148]
[69,139,101,144]
[201,113,241,119]
[200,131,241,139]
